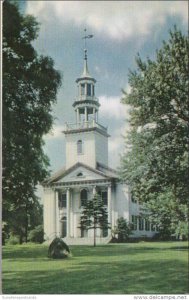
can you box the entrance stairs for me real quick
[63,236,111,245]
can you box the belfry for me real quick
[42,31,156,244]
[64,39,109,170]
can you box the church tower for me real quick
[64,37,110,170]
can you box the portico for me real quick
[43,165,115,241]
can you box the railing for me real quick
[64,120,107,132]
[74,95,99,102]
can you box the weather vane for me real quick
[82,28,94,51]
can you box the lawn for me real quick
[2,241,188,294]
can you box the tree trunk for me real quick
[94,226,96,247]
[19,235,23,244]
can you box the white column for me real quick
[70,189,73,237]
[92,186,96,195]
[44,188,57,240]
[93,107,96,122]
[55,190,60,237]
[85,83,87,95]
[77,109,80,124]
[85,107,87,123]
[66,188,70,237]
[108,184,112,236]
[96,111,98,123]
[78,84,80,98]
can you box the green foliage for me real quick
[120,27,189,237]
[48,238,70,259]
[2,222,9,245]
[112,217,132,242]
[28,225,44,244]
[2,1,62,243]
[79,193,110,246]
[7,234,20,245]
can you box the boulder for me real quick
[48,237,70,259]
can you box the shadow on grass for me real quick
[3,243,189,260]
[2,245,48,259]
[2,257,188,294]
[2,242,188,294]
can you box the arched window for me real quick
[59,193,67,209]
[80,189,87,207]
[77,140,83,154]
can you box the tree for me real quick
[3,1,62,243]
[79,193,110,246]
[120,27,188,238]
[28,225,44,244]
[112,217,132,242]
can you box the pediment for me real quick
[46,163,110,185]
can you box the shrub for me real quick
[7,235,19,245]
[28,225,44,243]
[112,217,133,242]
[2,222,9,245]
[48,237,70,259]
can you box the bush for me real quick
[7,235,19,245]
[48,238,70,259]
[28,225,44,243]
[2,222,9,245]
[112,217,133,243]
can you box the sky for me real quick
[23,1,188,174]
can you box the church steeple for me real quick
[74,30,99,124]
[82,49,91,78]
[63,29,110,169]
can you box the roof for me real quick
[42,162,118,186]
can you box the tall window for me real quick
[132,215,138,230]
[98,190,107,206]
[87,83,91,96]
[81,83,85,95]
[151,224,156,231]
[80,189,87,207]
[139,216,144,230]
[59,193,67,209]
[77,140,83,154]
[145,219,150,231]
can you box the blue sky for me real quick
[23,1,188,174]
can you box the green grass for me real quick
[2,241,189,294]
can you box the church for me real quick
[42,42,155,245]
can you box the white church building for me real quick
[42,44,155,244]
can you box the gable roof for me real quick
[96,162,118,177]
[42,162,118,186]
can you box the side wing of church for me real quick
[42,43,156,244]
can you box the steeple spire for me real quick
[82,49,91,77]
[81,28,94,78]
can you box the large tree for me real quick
[79,193,110,246]
[120,27,188,238]
[3,1,62,243]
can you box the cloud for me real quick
[44,125,65,141]
[108,124,128,168]
[26,1,188,41]
[99,95,130,120]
